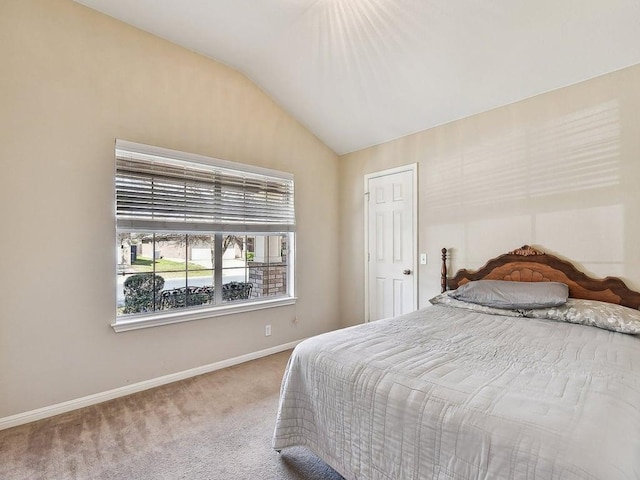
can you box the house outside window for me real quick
[114,140,295,331]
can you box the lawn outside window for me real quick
[113,140,295,332]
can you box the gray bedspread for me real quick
[273,305,640,479]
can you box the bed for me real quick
[272,246,640,480]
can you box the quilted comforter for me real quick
[273,305,640,480]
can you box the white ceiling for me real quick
[75,0,640,155]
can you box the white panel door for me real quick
[366,167,416,321]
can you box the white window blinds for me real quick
[115,140,295,233]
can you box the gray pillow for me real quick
[449,280,568,309]
[521,299,640,335]
[429,292,524,317]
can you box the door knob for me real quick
[403,269,412,275]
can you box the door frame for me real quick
[364,163,418,322]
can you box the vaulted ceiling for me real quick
[75,0,640,154]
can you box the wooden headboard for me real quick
[441,245,640,309]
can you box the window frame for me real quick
[112,140,296,332]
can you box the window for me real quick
[114,140,295,331]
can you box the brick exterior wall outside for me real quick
[249,262,287,298]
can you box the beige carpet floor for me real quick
[0,350,345,480]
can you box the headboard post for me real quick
[441,248,448,293]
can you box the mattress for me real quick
[272,305,640,479]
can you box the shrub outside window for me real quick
[114,140,295,329]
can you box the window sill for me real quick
[111,297,297,333]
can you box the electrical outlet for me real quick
[265,324,272,336]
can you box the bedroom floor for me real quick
[0,350,344,480]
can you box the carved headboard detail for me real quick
[441,245,640,309]
[508,245,544,256]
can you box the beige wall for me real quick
[0,0,340,418]
[339,64,640,327]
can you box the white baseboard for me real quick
[0,340,302,431]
